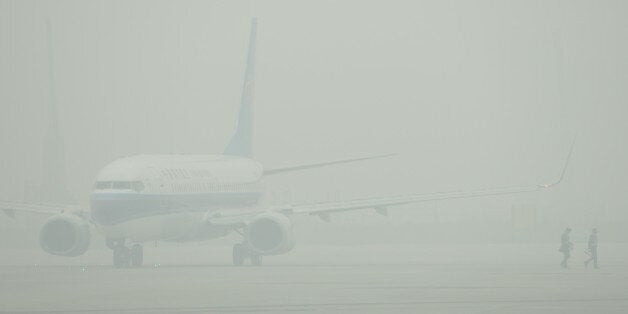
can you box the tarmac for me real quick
[1,243,627,313]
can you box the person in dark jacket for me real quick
[559,227,573,268]
[584,228,599,269]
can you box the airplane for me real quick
[0,18,573,267]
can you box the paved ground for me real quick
[1,244,627,313]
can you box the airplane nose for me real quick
[90,193,139,226]
[90,192,165,226]
[90,194,120,225]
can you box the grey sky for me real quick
[1,0,627,240]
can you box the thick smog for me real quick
[1,1,628,313]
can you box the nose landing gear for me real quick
[113,244,130,268]
[108,239,144,268]
[130,244,144,267]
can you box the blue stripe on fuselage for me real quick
[90,191,261,226]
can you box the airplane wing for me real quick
[0,200,80,218]
[264,154,395,176]
[207,183,552,226]
[288,140,574,219]
[284,184,545,221]
[208,140,574,226]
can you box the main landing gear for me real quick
[108,239,143,268]
[232,243,262,266]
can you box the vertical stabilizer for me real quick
[224,18,257,157]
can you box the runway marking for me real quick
[4,297,628,313]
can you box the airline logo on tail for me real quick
[224,18,257,158]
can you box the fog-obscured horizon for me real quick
[2,0,628,247]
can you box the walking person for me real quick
[559,227,573,268]
[584,228,599,269]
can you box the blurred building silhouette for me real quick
[23,21,73,204]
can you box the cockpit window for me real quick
[112,181,132,190]
[95,181,112,189]
[95,181,144,192]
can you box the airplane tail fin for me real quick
[224,18,257,157]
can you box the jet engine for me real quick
[245,212,295,255]
[39,213,91,257]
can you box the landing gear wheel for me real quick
[232,243,247,266]
[130,244,143,267]
[113,246,131,268]
[250,254,263,266]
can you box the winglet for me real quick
[224,18,257,157]
[539,137,575,188]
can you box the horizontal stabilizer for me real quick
[264,154,395,176]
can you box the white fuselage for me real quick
[89,155,264,242]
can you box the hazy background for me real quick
[1,0,627,248]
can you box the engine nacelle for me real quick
[39,213,91,257]
[245,212,295,256]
